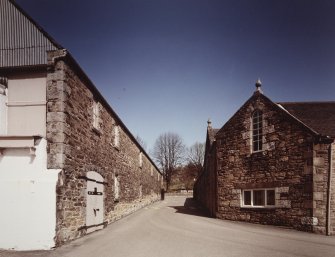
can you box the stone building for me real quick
[0,0,163,250]
[194,80,335,235]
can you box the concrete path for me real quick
[1,196,335,257]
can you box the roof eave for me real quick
[48,50,162,174]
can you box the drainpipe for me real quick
[327,143,333,236]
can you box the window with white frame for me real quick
[93,100,101,130]
[252,110,263,152]
[113,125,120,148]
[242,189,275,207]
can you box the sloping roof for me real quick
[0,0,161,174]
[0,0,62,68]
[278,102,335,138]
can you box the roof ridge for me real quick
[277,101,335,105]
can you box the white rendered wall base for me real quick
[0,139,60,250]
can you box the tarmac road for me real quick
[1,196,335,257]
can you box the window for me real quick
[114,175,120,202]
[252,110,263,152]
[139,152,143,168]
[139,184,142,198]
[253,190,265,206]
[243,191,251,205]
[242,189,275,207]
[150,167,153,177]
[93,101,101,130]
[113,125,120,148]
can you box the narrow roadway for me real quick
[2,196,335,257]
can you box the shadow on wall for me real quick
[169,197,210,218]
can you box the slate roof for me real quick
[0,0,62,68]
[278,102,335,138]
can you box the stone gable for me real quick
[195,89,335,235]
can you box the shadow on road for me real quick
[170,198,210,218]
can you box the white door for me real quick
[86,171,104,234]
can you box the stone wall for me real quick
[47,51,163,246]
[312,142,331,234]
[194,130,217,217]
[212,92,321,232]
[330,143,335,235]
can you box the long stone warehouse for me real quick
[0,0,163,250]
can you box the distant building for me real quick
[194,80,335,235]
[0,0,163,250]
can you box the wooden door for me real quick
[86,171,104,233]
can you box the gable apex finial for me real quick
[255,78,263,93]
[207,118,212,128]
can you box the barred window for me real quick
[139,152,143,168]
[252,110,263,152]
[93,101,101,130]
[114,125,120,148]
[114,175,120,202]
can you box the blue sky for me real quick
[17,0,335,151]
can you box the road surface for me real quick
[1,196,335,257]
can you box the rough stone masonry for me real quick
[47,50,163,245]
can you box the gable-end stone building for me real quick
[0,0,163,250]
[194,81,335,235]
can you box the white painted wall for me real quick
[0,139,61,250]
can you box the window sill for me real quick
[0,135,42,156]
[241,206,276,209]
[251,149,265,154]
[92,127,102,136]
[110,143,120,151]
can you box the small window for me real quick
[242,189,275,207]
[139,184,142,198]
[93,101,101,130]
[150,166,153,177]
[139,152,143,168]
[252,110,263,152]
[114,175,120,202]
[114,126,120,148]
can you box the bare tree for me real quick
[187,142,205,168]
[153,132,185,190]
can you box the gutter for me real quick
[327,142,333,235]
